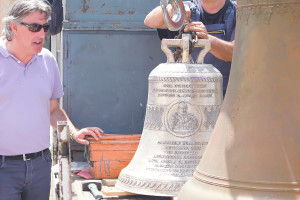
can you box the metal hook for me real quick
[160,0,186,31]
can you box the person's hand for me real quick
[184,21,209,39]
[72,127,103,145]
[184,4,191,23]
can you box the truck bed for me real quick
[51,162,174,200]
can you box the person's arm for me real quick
[144,6,168,29]
[50,99,103,145]
[184,22,234,62]
[208,36,234,62]
[144,4,191,29]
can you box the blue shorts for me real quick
[0,149,52,200]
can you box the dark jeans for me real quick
[0,149,52,200]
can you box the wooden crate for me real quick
[86,134,141,179]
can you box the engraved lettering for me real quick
[237,2,300,25]
[152,82,217,99]
[146,140,209,177]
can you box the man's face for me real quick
[178,104,188,115]
[12,11,48,56]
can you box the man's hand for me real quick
[184,21,234,62]
[72,127,104,145]
[184,22,208,39]
[50,99,104,145]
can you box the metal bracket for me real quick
[161,34,211,64]
[57,121,72,200]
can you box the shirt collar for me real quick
[0,37,10,58]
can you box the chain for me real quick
[173,24,198,62]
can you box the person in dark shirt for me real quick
[144,0,236,96]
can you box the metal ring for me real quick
[160,0,186,31]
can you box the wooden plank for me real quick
[88,134,141,141]
[102,178,118,187]
[90,143,139,151]
[101,186,136,197]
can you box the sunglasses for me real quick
[19,22,50,32]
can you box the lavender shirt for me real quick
[0,38,64,155]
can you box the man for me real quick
[0,1,103,199]
[144,0,236,95]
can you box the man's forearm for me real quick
[208,35,234,62]
[144,6,167,29]
[49,99,103,144]
[50,107,76,132]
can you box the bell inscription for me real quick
[146,140,208,178]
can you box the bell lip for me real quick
[116,172,186,197]
[193,170,300,192]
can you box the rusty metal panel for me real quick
[63,0,160,31]
[63,0,192,31]
[64,0,157,22]
[61,0,166,135]
[63,30,164,134]
[61,0,166,134]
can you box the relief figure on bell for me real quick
[170,102,199,133]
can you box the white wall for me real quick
[0,0,17,33]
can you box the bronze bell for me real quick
[115,34,223,196]
[178,0,300,199]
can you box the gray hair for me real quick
[2,0,52,41]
